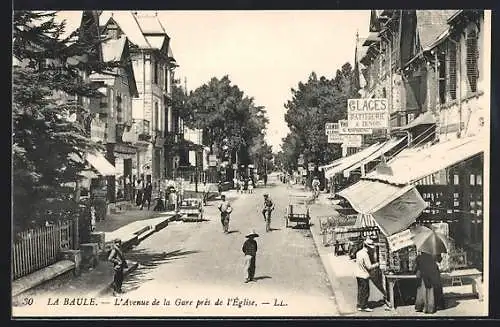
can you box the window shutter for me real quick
[466,30,479,93]
[448,42,457,100]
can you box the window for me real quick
[438,51,446,104]
[448,42,457,100]
[116,93,122,123]
[453,174,459,185]
[154,61,159,85]
[382,87,387,98]
[154,102,159,130]
[466,30,479,93]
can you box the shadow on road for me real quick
[123,249,200,293]
[253,275,272,281]
[227,230,240,234]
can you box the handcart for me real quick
[285,193,311,228]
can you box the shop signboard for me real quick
[387,229,414,252]
[347,98,389,129]
[326,122,343,144]
[341,134,363,148]
[338,119,373,135]
[208,155,217,167]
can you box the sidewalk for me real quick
[96,205,164,233]
[308,193,488,317]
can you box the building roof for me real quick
[101,35,127,62]
[99,11,151,48]
[415,10,457,49]
[134,12,168,35]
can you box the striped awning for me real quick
[86,152,117,176]
[338,179,427,236]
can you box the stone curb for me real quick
[309,211,356,316]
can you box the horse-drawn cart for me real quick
[285,193,311,228]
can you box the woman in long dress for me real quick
[414,251,445,313]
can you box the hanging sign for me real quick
[347,98,389,129]
[338,119,373,135]
[387,229,414,252]
[342,134,362,147]
[325,123,338,135]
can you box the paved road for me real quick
[15,174,338,317]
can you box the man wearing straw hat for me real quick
[242,229,259,283]
[355,238,380,312]
[108,238,128,296]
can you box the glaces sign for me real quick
[348,98,389,129]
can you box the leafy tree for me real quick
[281,63,360,170]
[12,11,121,231]
[184,76,268,164]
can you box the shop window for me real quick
[447,42,457,100]
[466,30,479,93]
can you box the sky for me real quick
[156,11,370,152]
[55,10,371,152]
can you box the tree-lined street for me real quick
[13,174,338,316]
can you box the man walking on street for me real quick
[355,238,379,312]
[218,194,232,233]
[108,238,127,296]
[242,229,259,283]
[141,181,152,210]
[262,194,275,232]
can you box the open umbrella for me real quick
[410,225,449,256]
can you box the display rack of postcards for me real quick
[334,226,379,244]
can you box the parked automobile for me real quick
[178,198,204,222]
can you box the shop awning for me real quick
[344,137,407,176]
[86,152,117,176]
[337,180,427,236]
[364,135,485,185]
[393,111,435,131]
[324,143,385,179]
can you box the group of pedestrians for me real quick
[355,238,445,314]
[235,177,255,194]
[216,192,275,283]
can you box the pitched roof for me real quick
[101,35,127,62]
[415,10,457,49]
[145,35,166,50]
[134,13,168,35]
[99,11,151,48]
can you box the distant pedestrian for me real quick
[217,194,232,233]
[262,194,275,232]
[202,181,209,205]
[108,238,128,296]
[355,238,380,312]
[248,179,254,193]
[135,180,143,207]
[141,181,152,210]
[242,229,259,283]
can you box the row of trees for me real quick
[277,63,360,173]
[180,76,273,174]
[13,11,122,231]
